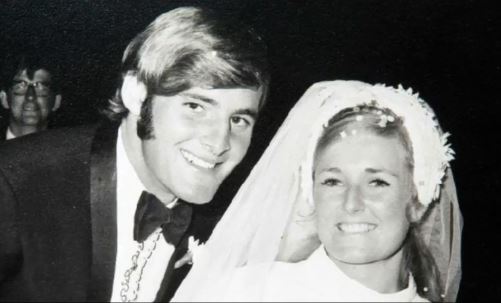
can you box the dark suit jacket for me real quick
[0,119,7,141]
[0,121,212,301]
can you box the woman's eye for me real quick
[321,178,341,186]
[369,179,390,187]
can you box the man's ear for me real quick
[121,74,147,116]
[52,94,62,111]
[0,91,9,109]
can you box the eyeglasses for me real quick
[11,80,52,96]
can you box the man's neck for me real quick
[329,248,407,293]
[120,116,177,205]
[9,123,46,137]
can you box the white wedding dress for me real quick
[204,246,427,302]
[172,81,461,302]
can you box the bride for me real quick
[172,80,462,302]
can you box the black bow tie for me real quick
[133,191,192,246]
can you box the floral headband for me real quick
[301,81,454,207]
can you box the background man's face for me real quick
[142,86,262,204]
[6,69,56,127]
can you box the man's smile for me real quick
[180,149,218,169]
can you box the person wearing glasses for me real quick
[0,54,62,140]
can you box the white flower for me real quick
[188,236,207,265]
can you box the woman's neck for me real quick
[329,248,407,294]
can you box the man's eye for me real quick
[321,178,341,186]
[184,102,204,112]
[230,116,251,128]
[369,179,390,187]
[12,81,27,88]
[35,82,50,90]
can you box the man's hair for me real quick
[105,6,270,126]
[1,53,61,93]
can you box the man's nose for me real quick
[202,121,231,157]
[24,85,37,102]
[343,186,366,214]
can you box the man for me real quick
[0,6,269,301]
[0,55,62,140]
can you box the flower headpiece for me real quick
[301,81,454,207]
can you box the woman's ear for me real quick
[276,185,320,262]
[121,74,147,116]
[408,197,428,223]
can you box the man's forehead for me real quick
[14,68,52,82]
[180,86,262,112]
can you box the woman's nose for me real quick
[343,186,366,214]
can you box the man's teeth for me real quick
[181,150,216,169]
[338,223,376,233]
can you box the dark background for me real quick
[1,0,499,300]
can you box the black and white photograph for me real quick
[0,0,499,301]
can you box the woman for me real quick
[173,81,462,302]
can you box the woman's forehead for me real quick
[313,133,414,183]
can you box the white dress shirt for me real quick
[6,128,16,140]
[110,127,176,302]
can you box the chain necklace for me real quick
[120,228,163,302]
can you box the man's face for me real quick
[313,130,413,265]
[4,69,57,128]
[142,86,262,204]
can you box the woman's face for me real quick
[313,129,414,265]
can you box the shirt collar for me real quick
[6,127,16,140]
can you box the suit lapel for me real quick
[155,236,191,302]
[0,121,7,141]
[87,121,120,301]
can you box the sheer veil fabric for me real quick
[172,81,462,302]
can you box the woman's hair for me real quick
[316,105,444,302]
[103,6,270,139]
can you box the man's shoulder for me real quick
[0,123,105,178]
[0,123,98,156]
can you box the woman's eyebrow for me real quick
[318,167,342,174]
[365,168,398,177]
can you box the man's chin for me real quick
[180,193,214,205]
[21,117,41,125]
[177,187,218,205]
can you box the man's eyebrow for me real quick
[365,168,398,177]
[181,93,216,105]
[12,78,51,84]
[181,92,259,120]
[233,108,258,120]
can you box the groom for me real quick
[0,6,269,301]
